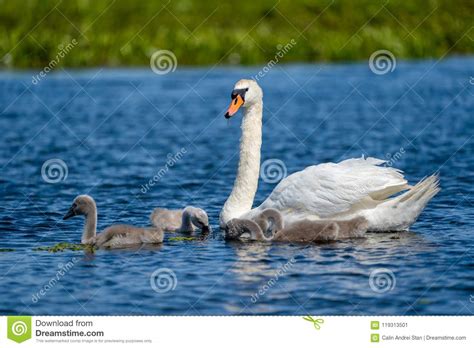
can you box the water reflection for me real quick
[228,241,274,282]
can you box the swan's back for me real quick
[150,208,182,231]
[333,216,369,238]
[273,220,339,242]
[96,225,164,248]
[256,157,409,222]
[274,216,368,242]
[225,210,368,243]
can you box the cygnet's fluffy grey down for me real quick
[63,195,164,248]
[150,206,210,232]
[225,208,368,242]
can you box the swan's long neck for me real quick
[220,101,262,226]
[82,209,97,244]
[179,209,194,232]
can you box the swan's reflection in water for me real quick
[353,231,436,262]
[228,241,274,282]
[80,243,164,259]
[229,230,433,268]
[226,240,296,314]
[226,230,437,313]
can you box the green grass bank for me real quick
[1,0,473,68]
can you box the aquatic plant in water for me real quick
[33,242,95,253]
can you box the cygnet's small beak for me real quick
[201,225,211,233]
[63,206,76,220]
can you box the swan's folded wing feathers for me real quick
[95,225,132,245]
[257,157,409,218]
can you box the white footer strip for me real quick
[1,316,473,347]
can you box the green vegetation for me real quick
[0,0,472,68]
[33,242,95,253]
[168,236,196,242]
[0,248,15,252]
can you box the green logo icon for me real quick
[302,315,324,330]
[371,333,380,343]
[371,321,380,330]
[7,316,32,343]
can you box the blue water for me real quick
[1,57,473,315]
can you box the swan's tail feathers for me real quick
[376,174,440,231]
[398,174,440,206]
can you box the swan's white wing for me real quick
[254,157,409,220]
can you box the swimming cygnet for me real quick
[150,206,210,233]
[63,195,164,248]
[225,208,368,242]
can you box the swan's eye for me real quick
[231,88,247,101]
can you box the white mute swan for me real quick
[150,206,210,232]
[225,208,368,242]
[220,79,440,231]
[63,195,164,248]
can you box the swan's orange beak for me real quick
[225,94,244,119]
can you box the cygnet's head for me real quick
[224,218,269,241]
[186,207,210,232]
[224,79,263,119]
[63,195,96,220]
